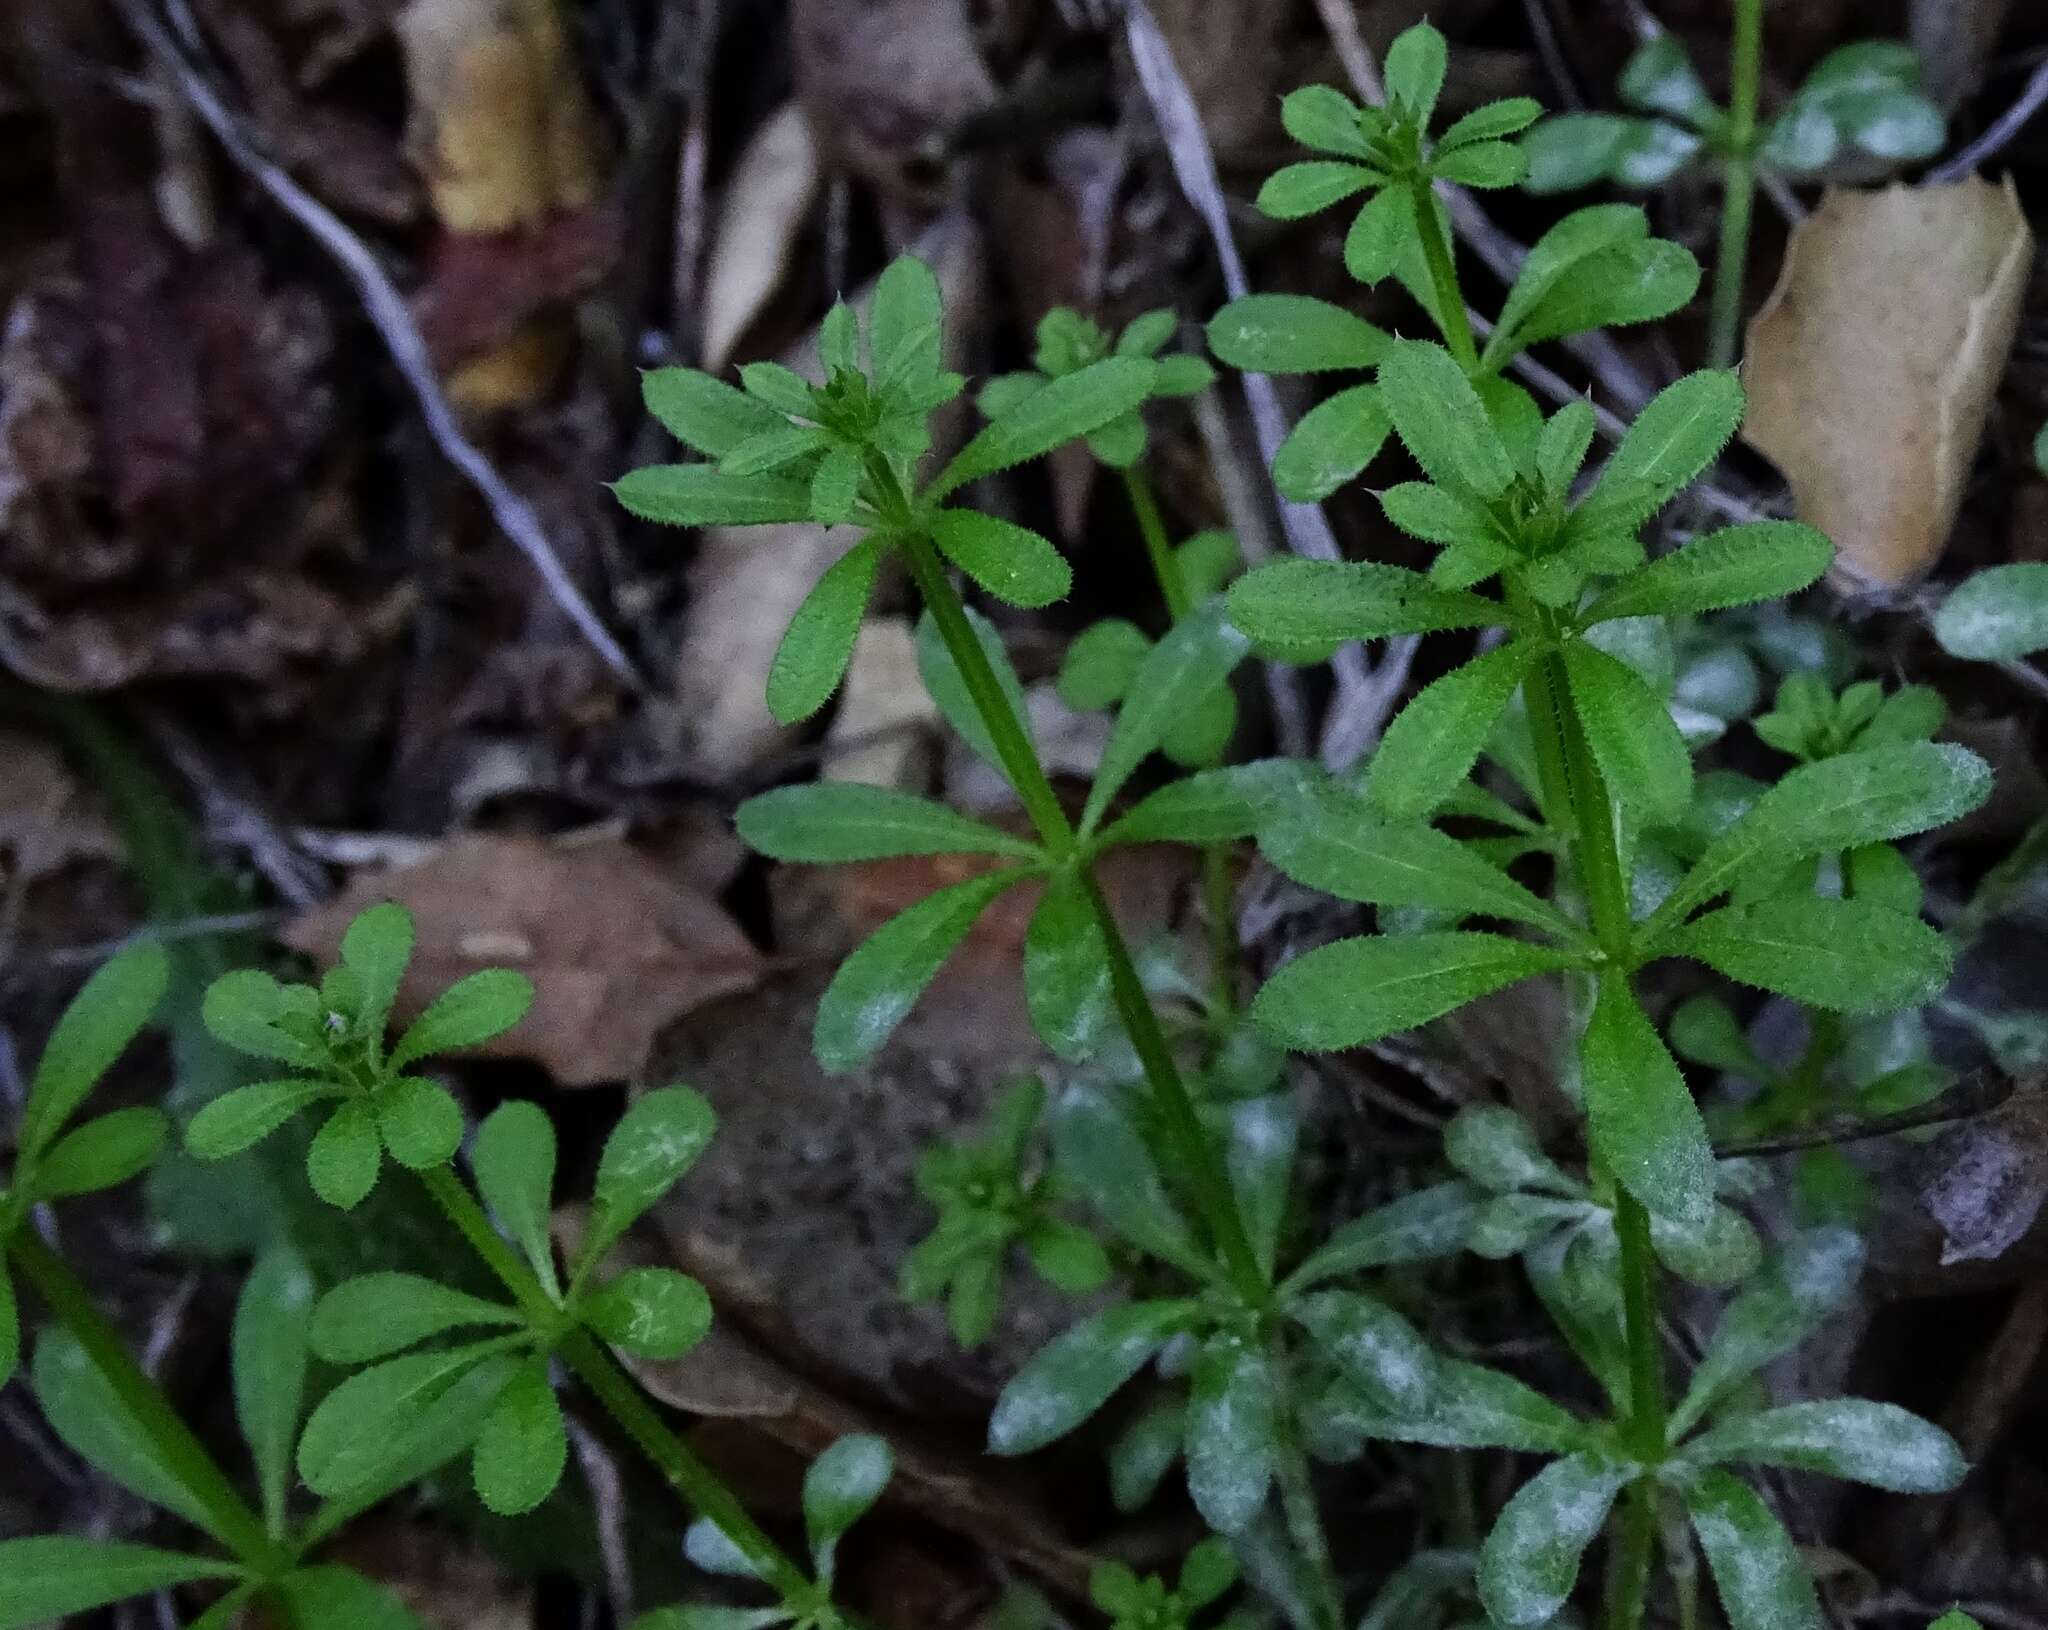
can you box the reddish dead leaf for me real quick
[284,832,767,1084]
[411,205,623,371]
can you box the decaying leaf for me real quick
[825,618,940,790]
[394,0,606,410]
[284,832,766,1084]
[0,728,120,884]
[1742,177,2032,587]
[701,102,821,375]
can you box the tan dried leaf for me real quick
[1742,176,2032,587]
[702,102,821,375]
[284,832,765,1084]
[824,617,939,790]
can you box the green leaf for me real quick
[298,1342,511,1497]
[1252,931,1574,1052]
[275,1567,437,1630]
[811,445,861,525]
[738,783,1041,865]
[1052,1085,1211,1279]
[1431,141,1526,188]
[0,1268,14,1393]
[311,1272,520,1364]
[1671,897,1951,1012]
[1537,401,1597,493]
[814,870,1026,1072]
[31,1106,167,1197]
[186,1078,333,1159]
[1580,976,1712,1227]
[1619,34,1716,124]
[1651,744,1992,932]
[233,1246,315,1538]
[1563,640,1693,821]
[1260,781,1576,940]
[307,1101,382,1210]
[1444,1105,1576,1194]
[642,369,784,458]
[1380,481,1502,549]
[33,1330,218,1537]
[914,603,1035,783]
[871,255,944,390]
[1099,760,1314,848]
[1282,1182,1477,1291]
[1294,1290,1436,1416]
[1441,97,1544,148]
[1280,84,1375,159]
[803,1433,893,1577]
[374,1076,463,1169]
[1651,1203,1763,1288]
[1934,563,2048,661]
[1256,161,1375,219]
[588,1085,718,1260]
[1582,522,1833,624]
[390,970,533,1068]
[767,535,884,724]
[474,1100,559,1289]
[685,1519,767,1580]
[1684,1399,1966,1492]
[1581,370,1744,530]
[1111,1397,1186,1512]
[473,1361,567,1515]
[1682,1470,1822,1630]
[1342,185,1411,284]
[987,1299,1199,1455]
[1366,641,1535,819]
[930,510,1072,608]
[1058,619,1150,709]
[1271,384,1391,501]
[1475,1453,1634,1629]
[1226,560,1500,664]
[1186,1334,1278,1534]
[1225,1093,1298,1276]
[0,1537,236,1630]
[582,1267,712,1359]
[737,361,817,417]
[1205,295,1389,375]
[1378,341,1515,498]
[22,939,167,1157]
[1520,112,1637,192]
[1082,599,1248,832]
[613,466,815,527]
[1384,22,1447,126]
[340,903,412,1046]
[200,969,322,1070]
[932,358,1155,500]
[720,425,825,478]
[1023,868,1112,1061]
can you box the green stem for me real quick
[413,1168,815,1605]
[899,534,1073,854]
[1121,466,1191,621]
[1408,179,1480,372]
[1121,464,1237,1013]
[1269,1334,1344,1630]
[1707,0,1763,370]
[8,1230,285,1574]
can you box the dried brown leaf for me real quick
[283,832,766,1084]
[1742,177,2032,587]
[702,102,821,375]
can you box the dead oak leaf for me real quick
[284,832,765,1084]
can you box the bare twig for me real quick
[671,0,722,358]
[119,0,649,694]
[568,1414,636,1619]
[37,912,284,969]
[1521,0,1584,109]
[1931,56,2048,182]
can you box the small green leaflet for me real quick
[310,1273,521,1365]
[1272,385,1392,502]
[473,1101,560,1292]
[1670,896,1952,1013]
[1681,1398,1966,1493]
[1681,1471,1822,1630]
[737,783,1041,865]
[1561,641,1692,822]
[612,466,815,528]
[1581,522,1832,624]
[587,1086,718,1263]
[1366,641,1535,819]
[1226,560,1500,664]
[1580,977,1712,1226]
[1205,295,1390,374]
[767,536,885,724]
[1185,1335,1279,1534]
[1252,931,1576,1052]
[987,1300,1199,1455]
[641,369,784,458]
[0,1537,237,1630]
[930,358,1155,500]
[21,939,167,1158]
[929,510,1072,609]
[1476,1453,1634,1629]
[1933,563,2048,661]
[1022,868,1113,1061]
[1377,342,1515,498]
[1581,370,1744,528]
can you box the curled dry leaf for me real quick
[701,102,822,375]
[1742,177,2032,588]
[284,832,766,1085]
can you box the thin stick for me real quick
[118,0,648,693]
[1931,56,2048,182]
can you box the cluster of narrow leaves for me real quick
[0,940,170,1387]
[186,903,532,1207]
[1,1246,443,1630]
[898,1076,1111,1345]
[1089,1540,1250,1630]
[299,1085,715,1515]
[1212,201,1697,503]
[1525,33,1944,192]
[643,1435,894,1630]
[982,306,1212,470]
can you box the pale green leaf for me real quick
[473,1361,567,1515]
[1271,384,1391,501]
[1186,1335,1278,1534]
[1933,563,2048,661]
[1023,867,1112,1062]
[1671,896,1951,1012]
[588,1086,718,1260]
[987,1300,1199,1455]
[474,1101,559,1290]
[738,783,1040,864]
[233,1246,315,1537]
[389,970,533,1068]
[1366,642,1535,819]
[1476,1453,1633,1629]
[642,369,783,457]
[1580,976,1712,1226]
[1682,1470,1822,1630]
[1377,341,1515,498]
[1563,640,1693,821]
[1206,295,1389,375]
[1226,560,1500,664]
